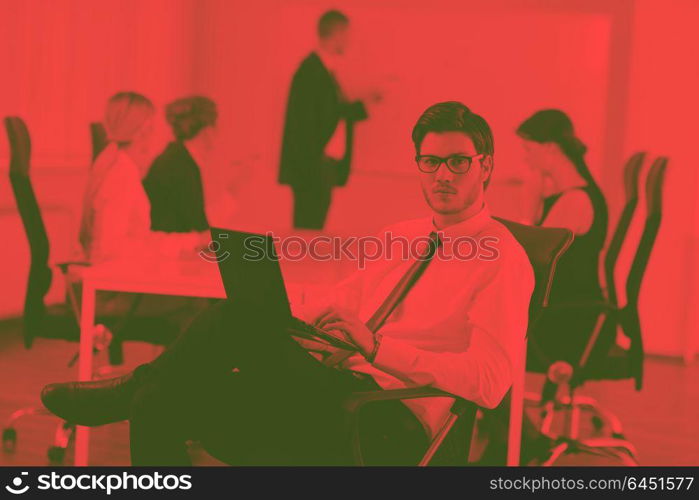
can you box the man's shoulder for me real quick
[479,217,519,241]
[295,52,323,76]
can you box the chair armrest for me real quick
[343,387,478,465]
[343,387,457,414]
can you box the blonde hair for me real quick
[79,92,154,256]
[105,92,155,146]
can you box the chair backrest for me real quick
[604,152,646,306]
[490,218,573,465]
[626,157,667,307]
[623,157,667,390]
[90,122,108,161]
[5,116,53,347]
[494,217,574,324]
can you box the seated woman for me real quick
[80,92,208,261]
[516,109,608,369]
[76,92,211,361]
[143,96,216,233]
[472,109,612,467]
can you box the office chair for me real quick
[89,122,108,161]
[531,157,668,465]
[2,116,105,463]
[2,117,170,462]
[563,151,645,437]
[343,219,573,465]
[4,117,192,462]
[525,153,646,425]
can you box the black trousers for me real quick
[128,300,428,465]
[291,183,332,230]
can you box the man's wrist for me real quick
[365,333,382,363]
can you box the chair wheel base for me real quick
[2,428,17,452]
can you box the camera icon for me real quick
[198,234,230,264]
[5,472,29,495]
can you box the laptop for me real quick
[210,227,356,351]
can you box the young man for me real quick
[278,10,368,230]
[42,102,534,465]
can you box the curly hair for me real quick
[166,96,218,141]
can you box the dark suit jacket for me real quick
[278,52,367,189]
[143,141,209,233]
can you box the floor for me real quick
[0,318,697,466]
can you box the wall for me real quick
[0,0,694,360]
[621,0,699,361]
[0,0,200,315]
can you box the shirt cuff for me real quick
[371,335,421,375]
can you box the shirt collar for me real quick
[431,203,492,238]
[315,49,336,74]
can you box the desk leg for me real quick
[74,282,95,466]
[507,340,525,466]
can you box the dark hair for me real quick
[516,109,594,184]
[318,10,349,39]
[412,101,495,187]
[165,96,218,141]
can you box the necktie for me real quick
[323,231,441,366]
[365,231,441,333]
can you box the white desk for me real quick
[74,258,226,466]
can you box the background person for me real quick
[143,96,217,234]
[517,109,608,370]
[75,92,212,363]
[278,10,370,230]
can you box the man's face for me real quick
[328,25,350,55]
[418,131,489,218]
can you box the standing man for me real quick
[279,10,368,230]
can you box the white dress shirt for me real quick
[83,150,200,263]
[318,205,534,438]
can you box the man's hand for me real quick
[312,306,375,357]
[293,337,338,355]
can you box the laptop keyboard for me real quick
[287,316,357,351]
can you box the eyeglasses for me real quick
[415,153,484,174]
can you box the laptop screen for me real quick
[209,228,292,318]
